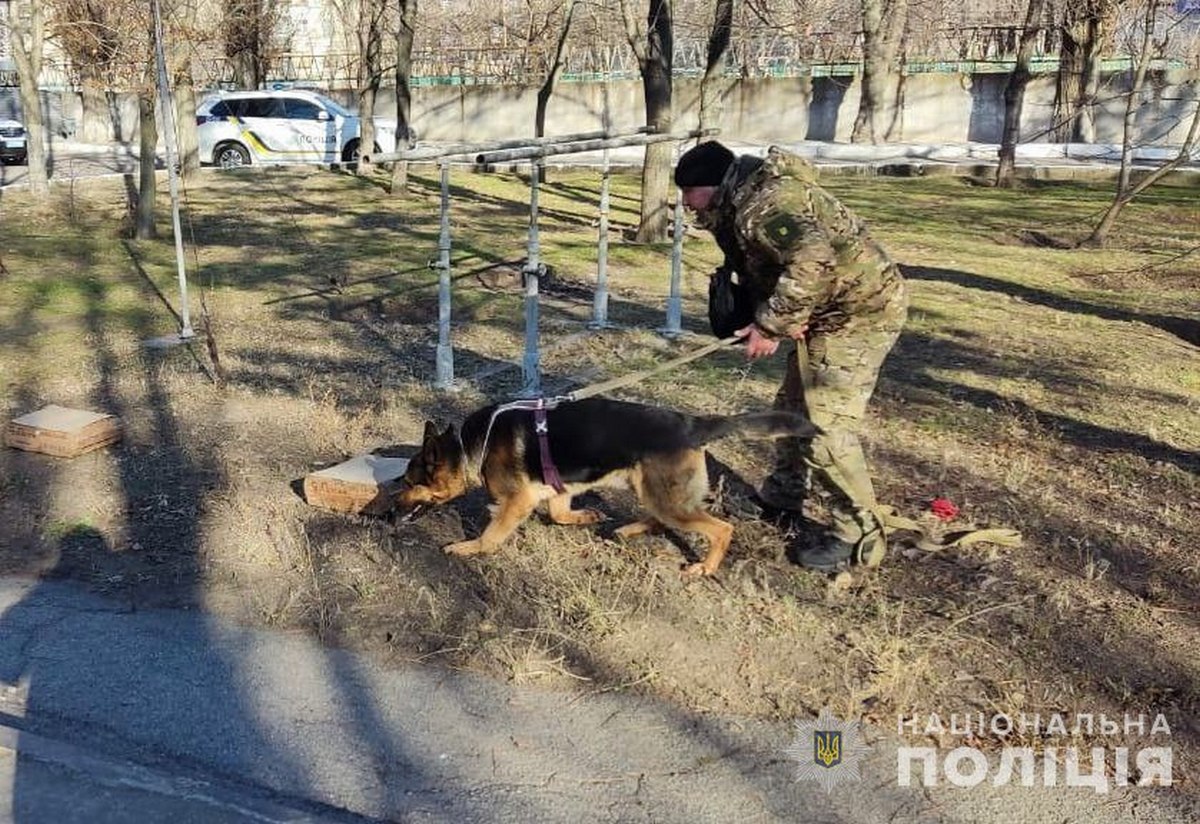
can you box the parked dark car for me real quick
[0,118,28,165]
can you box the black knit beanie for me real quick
[674,140,736,188]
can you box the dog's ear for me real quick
[442,424,457,442]
[422,420,439,445]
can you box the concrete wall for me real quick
[390,69,1198,148]
[50,68,1200,149]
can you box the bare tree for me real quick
[8,0,50,197]
[534,1,578,140]
[166,0,200,176]
[996,0,1049,187]
[48,0,124,143]
[1051,0,1118,142]
[355,0,387,175]
[697,0,731,135]
[390,0,418,194]
[1085,0,1200,246]
[135,87,158,239]
[620,0,675,244]
[852,0,909,144]
[221,0,285,89]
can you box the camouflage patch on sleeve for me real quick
[762,212,803,251]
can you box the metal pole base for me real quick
[434,344,456,391]
[142,331,195,349]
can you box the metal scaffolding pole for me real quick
[661,182,686,337]
[589,145,613,330]
[433,160,455,390]
[474,129,710,165]
[364,127,650,166]
[519,160,545,398]
[151,0,194,341]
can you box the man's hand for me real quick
[735,323,779,360]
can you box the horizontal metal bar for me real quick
[363,127,651,165]
[473,129,716,164]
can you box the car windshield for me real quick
[312,94,353,118]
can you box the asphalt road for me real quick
[0,146,143,189]
[0,577,1193,823]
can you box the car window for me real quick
[285,99,323,121]
[222,99,252,118]
[208,100,232,117]
[313,94,352,118]
[239,97,286,119]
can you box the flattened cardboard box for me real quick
[5,405,122,458]
[303,454,410,515]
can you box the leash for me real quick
[791,341,1021,564]
[563,335,743,402]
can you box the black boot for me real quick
[795,538,855,572]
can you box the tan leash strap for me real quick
[566,335,743,402]
[792,342,1022,562]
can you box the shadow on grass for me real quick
[903,263,1200,347]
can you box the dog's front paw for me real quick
[681,561,717,578]
[573,508,605,525]
[444,539,485,557]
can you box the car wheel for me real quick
[342,140,382,165]
[215,142,250,169]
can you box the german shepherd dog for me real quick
[395,398,817,576]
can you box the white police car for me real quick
[195,89,401,168]
[0,118,27,165]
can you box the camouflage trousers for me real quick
[760,296,906,560]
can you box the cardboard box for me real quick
[303,454,410,515]
[4,405,122,458]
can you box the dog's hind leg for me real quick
[670,512,735,577]
[547,493,605,526]
[613,518,663,539]
[640,450,735,576]
[445,487,539,557]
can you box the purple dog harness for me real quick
[482,397,567,494]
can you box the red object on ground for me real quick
[930,498,960,521]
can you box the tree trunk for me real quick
[357,0,384,176]
[997,0,1048,187]
[173,59,200,177]
[9,0,49,197]
[852,0,908,144]
[534,2,578,185]
[390,0,418,194]
[634,0,674,244]
[1052,2,1115,143]
[1086,0,1171,246]
[535,1,577,139]
[697,0,732,135]
[168,0,201,177]
[136,92,158,240]
[79,66,113,144]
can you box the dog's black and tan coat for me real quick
[397,398,817,576]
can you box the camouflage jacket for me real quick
[704,146,905,337]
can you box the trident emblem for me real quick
[814,730,842,768]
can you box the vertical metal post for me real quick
[519,160,545,397]
[151,0,193,340]
[589,146,612,330]
[433,160,455,389]
[661,175,685,338]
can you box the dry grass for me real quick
[1,163,1198,795]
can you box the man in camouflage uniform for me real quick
[674,140,908,571]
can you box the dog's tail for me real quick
[688,411,819,446]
